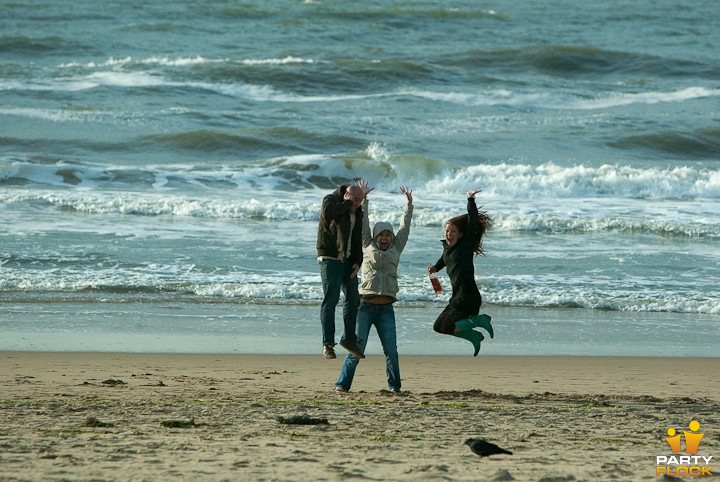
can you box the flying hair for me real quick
[446,204,492,255]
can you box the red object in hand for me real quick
[430,275,442,294]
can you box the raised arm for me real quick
[361,198,372,247]
[464,190,480,239]
[356,179,374,248]
[393,186,413,253]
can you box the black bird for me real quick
[464,438,513,457]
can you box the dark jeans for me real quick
[319,258,359,346]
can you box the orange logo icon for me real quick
[665,421,704,455]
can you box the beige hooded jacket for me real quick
[358,198,413,301]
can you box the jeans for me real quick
[336,302,401,391]
[319,258,359,346]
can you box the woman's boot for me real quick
[452,329,484,357]
[455,314,494,339]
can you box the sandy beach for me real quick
[1,352,718,481]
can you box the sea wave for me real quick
[319,6,506,21]
[49,40,718,86]
[609,127,720,159]
[4,58,718,111]
[405,86,719,110]
[0,35,68,54]
[139,128,366,156]
[3,153,718,200]
[58,56,318,69]
[2,189,718,238]
[449,45,720,79]
[1,266,718,314]
[427,162,720,200]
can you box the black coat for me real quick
[432,197,481,310]
[316,185,364,266]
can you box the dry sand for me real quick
[1,352,718,481]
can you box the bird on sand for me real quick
[464,438,513,457]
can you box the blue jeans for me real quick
[336,302,401,391]
[319,258,359,346]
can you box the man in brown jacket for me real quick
[316,184,366,360]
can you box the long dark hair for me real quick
[447,205,492,255]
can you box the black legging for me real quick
[433,303,480,335]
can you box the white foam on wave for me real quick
[58,55,318,69]
[222,83,718,107]
[394,86,718,110]
[14,58,718,111]
[2,260,718,314]
[0,106,135,124]
[421,162,720,200]
[3,152,720,239]
[86,71,166,87]
[1,71,278,100]
[4,154,720,200]
[406,88,549,107]
[3,187,719,238]
[487,282,720,314]
[240,56,316,65]
[570,86,719,110]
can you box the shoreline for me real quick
[2,353,718,481]
[4,302,719,357]
[4,352,720,400]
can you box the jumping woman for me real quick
[427,190,493,356]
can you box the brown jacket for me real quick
[316,185,363,266]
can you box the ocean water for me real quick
[1,0,719,357]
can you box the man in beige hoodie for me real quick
[335,181,412,393]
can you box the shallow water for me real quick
[1,0,719,355]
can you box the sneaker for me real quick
[334,385,348,393]
[390,388,401,394]
[323,344,336,359]
[339,340,365,359]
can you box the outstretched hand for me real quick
[466,189,482,199]
[356,179,374,198]
[400,186,413,204]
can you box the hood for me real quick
[373,221,395,241]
